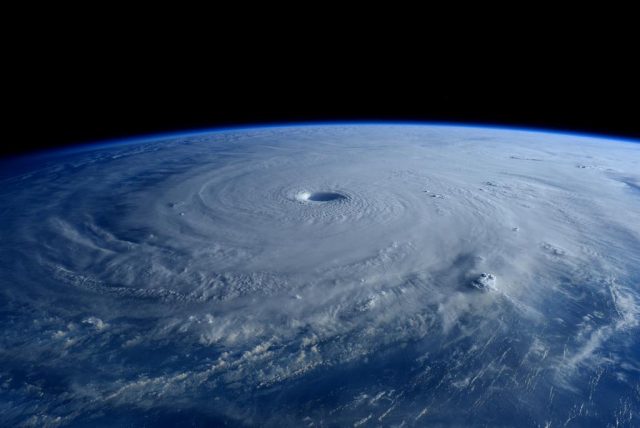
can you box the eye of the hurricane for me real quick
[296,191,347,202]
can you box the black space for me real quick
[5,26,638,158]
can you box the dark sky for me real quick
[5,24,639,157]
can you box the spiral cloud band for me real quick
[1,125,639,426]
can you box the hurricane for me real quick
[1,124,639,427]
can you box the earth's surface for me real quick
[1,124,639,427]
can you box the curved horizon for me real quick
[5,120,640,161]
